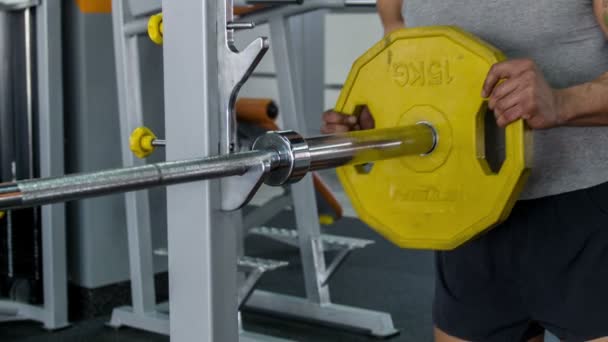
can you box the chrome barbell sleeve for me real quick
[306,124,436,170]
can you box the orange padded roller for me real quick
[234,5,268,16]
[313,173,344,222]
[236,98,279,120]
[236,98,279,131]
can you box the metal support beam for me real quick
[163,0,238,341]
[269,12,329,305]
[110,0,156,320]
[0,0,68,330]
[246,290,399,337]
[240,0,376,25]
[35,0,69,329]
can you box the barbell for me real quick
[0,26,530,250]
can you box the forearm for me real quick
[558,73,608,126]
[377,0,405,35]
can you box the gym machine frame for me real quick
[0,0,68,329]
[110,2,295,340]
[109,0,168,335]
[234,1,398,337]
[111,2,296,339]
[110,0,398,339]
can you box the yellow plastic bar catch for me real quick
[148,13,164,45]
[130,127,158,159]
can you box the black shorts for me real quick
[434,181,608,342]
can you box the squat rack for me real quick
[109,0,397,340]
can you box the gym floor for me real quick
[0,210,436,342]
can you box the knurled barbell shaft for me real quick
[0,151,275,210]
[0,124,435,210]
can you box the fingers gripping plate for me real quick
[336,26,530,250]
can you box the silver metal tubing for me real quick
[343,0,376,6]
[226,21,255,30]
[306,124,436,170]
[123,17,149,37]
[152,139,166,147]
[239,0,376,25]
[24,6,34,179]
[0,0,39,11]
[0,150,275,210]
[245,0,303,4]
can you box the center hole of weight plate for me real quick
[415,121,438,156]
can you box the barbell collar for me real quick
[252,130,311,186]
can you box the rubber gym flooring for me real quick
[0,208,437,342]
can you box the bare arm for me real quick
[557,76,608,126]
[482,0,608,129]
[377,0,405,35]
[557,0,608,125]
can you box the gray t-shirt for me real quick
[402,0,608,199]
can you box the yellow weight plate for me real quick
[336,26,530,250]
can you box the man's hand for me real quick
[321,106,375,134]
[482,59,565,129]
